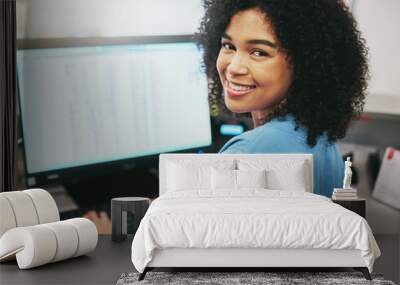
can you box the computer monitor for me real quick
[17,35,212,187]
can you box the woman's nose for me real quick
[226,53,248,76]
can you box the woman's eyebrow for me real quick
[222,33,277,49]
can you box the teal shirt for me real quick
[219,114,344,197]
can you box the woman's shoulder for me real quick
[219,114,304,153]
[254,115,306,143]
[219,113,334,154]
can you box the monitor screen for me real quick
[17,37,211,186]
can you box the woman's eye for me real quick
[220,43,269,57]
[221,42,234,50]
[252,50,269,57]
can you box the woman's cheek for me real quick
[216,52,225,77]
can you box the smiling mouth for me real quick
[226,80,256,97]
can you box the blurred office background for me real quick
[9,0,400,282]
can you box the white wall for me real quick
[16,0,400,115]
[353,0,400,115]
[16,0,203,38]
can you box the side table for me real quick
[332,198,366,218]
[111,197,150,242]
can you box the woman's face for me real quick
[216,8,293,114]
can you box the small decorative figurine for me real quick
[333,157,358,199]
[343,157,352,189]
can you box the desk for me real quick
[0,235,134,285]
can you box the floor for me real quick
[374,234,400,284]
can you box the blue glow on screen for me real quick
[220,124,244,136]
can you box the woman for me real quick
[195,0,369,197]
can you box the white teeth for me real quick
[228,81,255,91]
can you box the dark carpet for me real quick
[116,271,396,285]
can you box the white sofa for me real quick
[0,189,98,269]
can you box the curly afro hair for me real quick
[195,0,369,147]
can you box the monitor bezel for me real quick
[17,35,213,187]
